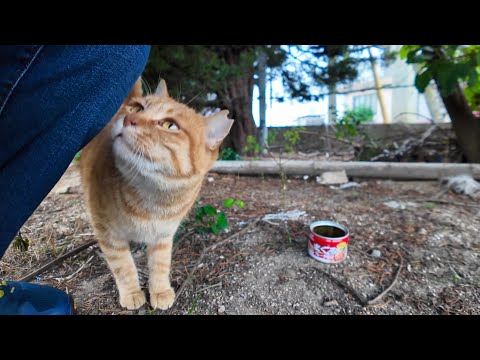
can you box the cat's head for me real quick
[111,79,233,183]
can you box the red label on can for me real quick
[308,221,349,264]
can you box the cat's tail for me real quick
[123,77,143,104]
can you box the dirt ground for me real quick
[2,161,479,315]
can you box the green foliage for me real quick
[281,45,384,102]
[267,128,278,146]
[13,232,29,252]
[283,127,305,153]
[195,205,226,235]
[74,151,81,161]
[335,107,374,139]
[143,45,285,111]
[244,135,261,156]
[401,45,480,110]
[423,202,436,210]
[194,198,245,234]
[223,198,245,208]
[219,148,242,161]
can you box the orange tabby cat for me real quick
[80,78,233,310]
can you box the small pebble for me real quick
[371,249,382,258]
[207,177,214,182]
[324,300,339,307]
[218,305,225,314]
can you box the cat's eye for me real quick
[129,102,144,113]
[161,119,179,131]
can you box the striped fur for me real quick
[80,78,233,310]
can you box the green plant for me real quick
[267,128,278,148]
[423,202,436,210]
[244,135,261,156]
[194,198,245,234]
[283,127,305,153]
[13,232,29,252]
[195,205,227,234]
[223,198,245,208]
[335,107,374,139]
[219,148,242,161]
[74,151,81,161]
[400,45,480,162]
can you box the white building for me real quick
[253,45,450,127]
[337,45,450,124]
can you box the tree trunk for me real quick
[258,50,268,152]
[440,84,480,163]
[215,47,257,153]
[368,46,390,124]
[327,56,337,124]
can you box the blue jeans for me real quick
[0,45,151,258]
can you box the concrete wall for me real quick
[267,123,453,153]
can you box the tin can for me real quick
[308,220,349,264]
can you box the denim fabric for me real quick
[0,45,151,257]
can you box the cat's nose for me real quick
[123,116,138,127]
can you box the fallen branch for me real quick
[311,251,404,307]
[169,217,260,312]
[370,125,437,162]
[212,160,480,180]
[18,240,97,282]
[367,252,403,305]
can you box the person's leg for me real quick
[0,45,150,258]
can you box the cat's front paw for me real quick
[150,287,175,310]
[120,290,146,310]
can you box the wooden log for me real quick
[211,160,480,180]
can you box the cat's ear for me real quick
[205,110,234,150]
[155,79,169,97]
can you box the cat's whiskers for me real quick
[130,143,146,186]
[141,77,152,96]
[186,90,204,106]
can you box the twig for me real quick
[46,207,66,214]
[64,255,95,281]
[263,219,280,226]
[172,230,195,255]
[17,240,97,282]
[170,217,260,312]
[405,198,480,208]
[311,251,404,307]
[194,282,223,294]
[312,266,368,305]
[318,134,361,148]
[367,252,403,305]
